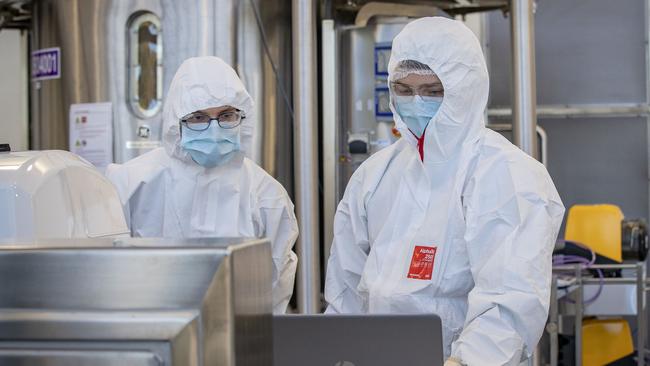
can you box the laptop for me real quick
[273,314,444,366]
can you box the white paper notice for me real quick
[69,102,113,169]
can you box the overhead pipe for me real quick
[510,0,538,159]
[292,0,321,314]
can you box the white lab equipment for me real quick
[0,149,129,240]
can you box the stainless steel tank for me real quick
[30,0,294,192]
[337,18,410,200]
[0,237,273,366]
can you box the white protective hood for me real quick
[106,56,298,313]
[162,56,255,162]
[389,16,489,164]
[325,17,565,365]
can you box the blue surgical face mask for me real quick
[180,123,241,168]
[394,95,443,137]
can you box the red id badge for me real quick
[407,245,437,280]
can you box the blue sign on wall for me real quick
[374,43,392,77]
[32,47,61,81]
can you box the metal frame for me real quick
[0,237,274,366]
[509,0,538,159]
[292,0,321,314]
[645,0,650,273]
[549,275,559,366]
[551,263,648,366]
[321,19,338,274]
[488,103,650,119]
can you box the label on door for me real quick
[32,47,61,81]
[407,245,437,280]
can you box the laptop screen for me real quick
[273,314,444,366]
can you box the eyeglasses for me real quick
[180,110,244,131]
[390,82,444,98]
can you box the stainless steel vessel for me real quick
[29,0,295,192]
[0,237,273,366]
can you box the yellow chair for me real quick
[566,205,634,364]
[565,204,624,262]
[583,318,634,365]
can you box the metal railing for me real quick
[550,263,647,366]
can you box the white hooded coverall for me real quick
[106,56,298,314]
[324,17,565,365]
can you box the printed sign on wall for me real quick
[32,47,61,81]
[69,103,114,170]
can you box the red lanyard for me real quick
[410,128,426,161]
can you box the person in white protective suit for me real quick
[324,17,565,365]
[106,56,298,314]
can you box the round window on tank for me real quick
[127,12,163,119]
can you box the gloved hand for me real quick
[444,357,463,366]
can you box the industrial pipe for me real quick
[292,0,321,314]
[509,0,538,159]
[510,1,540,362]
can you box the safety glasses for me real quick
[390,81,444,98]
[180,110,244,131]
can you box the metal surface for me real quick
[552,262,650,365]
[555,263,644,270]
[292,0,321,313]
[559,284,638,315]
[0,349,162,366]
[509,0,538,159]
[645,0,650,235]
[488,103,650,119]
[30,0,166,161]
[354,2,442,27]
[574,264,583,366]
[644,0,650,354]
[326,16,410,274]
[235,0,294,188]
[322,19,338,271]
[488,0,647,107]
[529,350,541,366]
[330,0,507,20]
[538,117,649,234]
[0,237,273,366]
[549,275,559,366]
[29,0,285,167]
[337,20,407,203]
[259,0,294,189]
[638,263,646,366]
[32,1,167,161]
[237,0,263,165]
[339,24,374,192]
[215,0,237,66]
[645,1,650,354]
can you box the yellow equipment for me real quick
[565,204,624,262]
[565,205,636,364]
[582,318,634,365]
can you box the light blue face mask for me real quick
[394,95,443,137]
[180,123,241,168]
